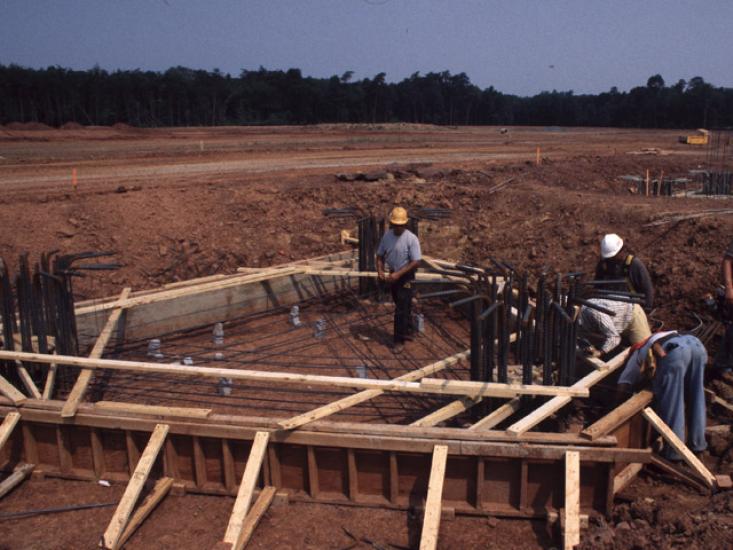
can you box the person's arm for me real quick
[723,256,733,304]
[387,260,419,282]
[631,259,654,311]
[377,255,386,281]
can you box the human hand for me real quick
[387,272,399,283]
[377,270,386,282]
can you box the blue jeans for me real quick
[652,335,708,460]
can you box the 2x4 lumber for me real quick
[102,423,170,549]
[42,362,57,399]
[613,463,643,494]
[62,287,131,418]
[92,401,212,419]
[581,390,653,441]
[83,268,303,317]
[113,477,174,550]
[468,397,522,431]
[564,451,581,550]
[506,347,630,436]
[0,462,35,499]
[280,350,470,430]
[0,412,21,452]
[641,407,716,488]
[0,374,27,405]
[230,486,277,550]
[303,267,465,283]
[223,431,270,547]
[411,397,482,427]
[14,362,41,399]
[0,350,588,400]
[419,445,449,550]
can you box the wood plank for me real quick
[279,350,470,430]
[613,463,643,494]
[307,445,319,497]
[93,401,212,419]
[564,451,580,550]
[641,407,716,488]
[192,436,207,488]
[232,485,277,550]
[91,428,105,479]
[468,398,521,431]
[0,462,35,499]
[411,397,483,427]
[0,412,20,452]
[389,452,399,503]
[506,348,630,436]
[419,444,448,550]
[42,362,57,400]
[113,477,174,550]
[223,431,270,546]
[62,288,131,419]
[102,423,169,549]
[347,449,358,500]
[581,390,653,441]
[0,374,27,405]
[0,350,588,402]
[14,363,41,399]
[222,440,237,494]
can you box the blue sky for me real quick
[1,0,731,95]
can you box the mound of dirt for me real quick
[60,121,84,130]
[4,121,53,131]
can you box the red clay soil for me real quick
[2,125,733,548]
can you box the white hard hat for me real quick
[600,234,624,259]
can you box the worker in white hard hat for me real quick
[377,207,422,353]
[595,234,655,312]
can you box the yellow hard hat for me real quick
[389,206,409,225]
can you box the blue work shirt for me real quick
[377,229,421,272]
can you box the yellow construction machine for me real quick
[678,128,709,145]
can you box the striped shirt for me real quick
[577,298,634,353]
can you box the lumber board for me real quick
[14,363,41,399]
[581,390,653,441]
[113,477,174,550]
[419,444,448,550]
[62,287,131,418]
[6,397,628,449]
[0,350,589,400]
[279,350,470,430]
[613,463,643,494]
[564,451,580,550]
[0,412,20,452]
[303,267,467,283]
[641,407,716,488]
[42,362,57,400]
[232,486,277,550]
[0,374,27,405]
[223,431,270,546]
[411,397,482,427]
[468,397,522,431]
[0,462,35,499]
[93,401,212,419]
[102,423,170,549]
[506,347,630,436]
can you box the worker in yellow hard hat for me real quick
[377,207,422,353]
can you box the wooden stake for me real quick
[564,451,580,550]
[72,168,78,191]
[645,169,650,196]
[223,431,270,547]
[613,463,643,494]
[536,147,541,166]
[641,407,716,488]
[101,423,169,549]
[0,463,35,499]
[113,477,173,550]
[230,486,277,550]
[419,445,448,550]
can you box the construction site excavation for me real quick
[2,124,733,550]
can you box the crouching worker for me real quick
[376,207,421,354]
[577,297,651,359]
[617,332,708,461]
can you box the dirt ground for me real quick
[2,123,733,548]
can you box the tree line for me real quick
[1,64,731,128]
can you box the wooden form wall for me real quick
[0,400,650,519]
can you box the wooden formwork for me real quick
[0,249,656,549]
